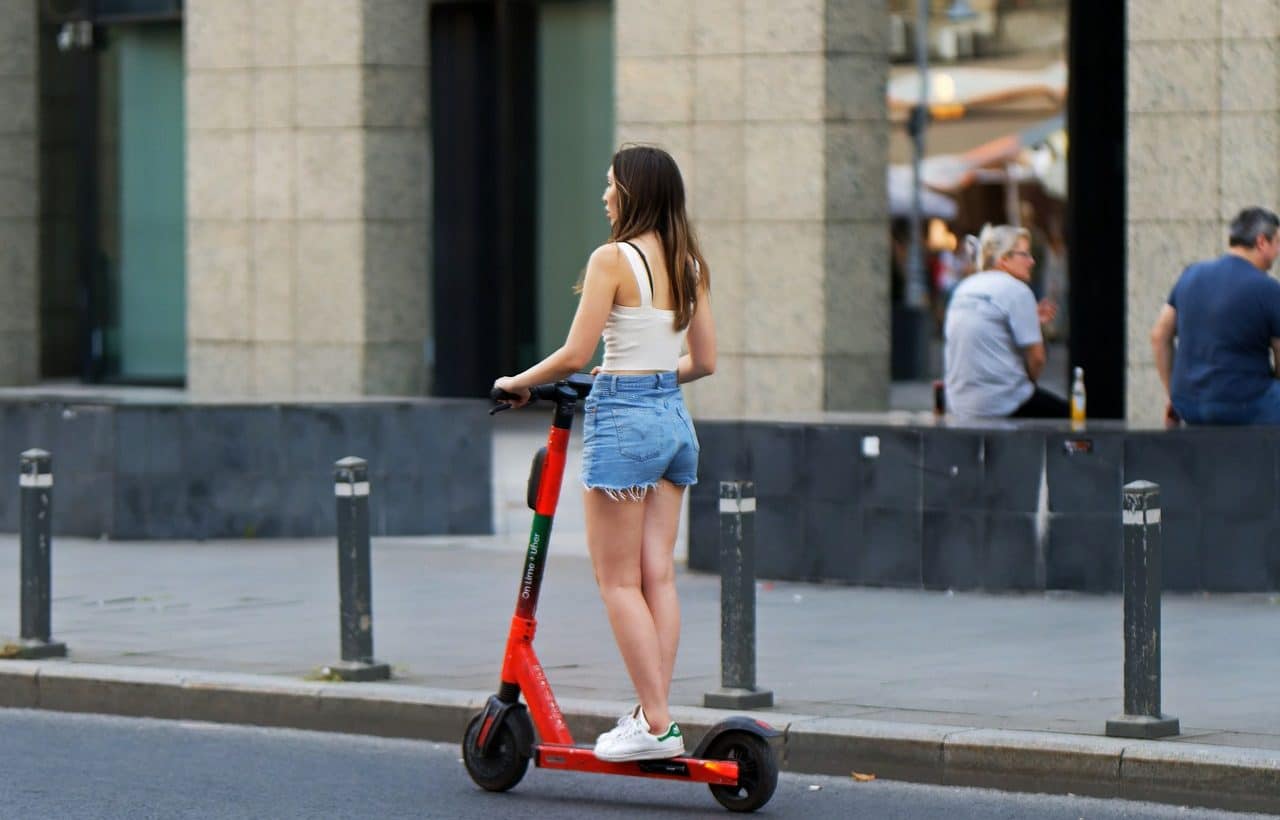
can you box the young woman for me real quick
[493,145,716,762]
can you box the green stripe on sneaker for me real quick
[657,723,682,741]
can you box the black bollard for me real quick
[704,481,772,709]
[321,457,389,681]
[1105,480,1178,738]
[4,449,67,659]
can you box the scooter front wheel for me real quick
[705,731,778,812]
[462,712,531,792]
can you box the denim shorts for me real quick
[581,371,700,499]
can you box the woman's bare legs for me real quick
[585,483,682,732]
[641,480,684,701]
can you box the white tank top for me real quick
[600,241,688,372]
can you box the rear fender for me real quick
[691,716,782,758]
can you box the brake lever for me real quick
[489,402,512,416]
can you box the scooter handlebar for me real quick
[488,384,559,403]
[489,373,595,414]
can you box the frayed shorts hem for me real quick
[582,477,698,502]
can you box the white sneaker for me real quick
[594,704,641,748]
[593,706,685,762]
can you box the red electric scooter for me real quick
[463,375,779,812]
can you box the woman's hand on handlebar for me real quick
[493,376,532,409]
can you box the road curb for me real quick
[1,661,1277,813]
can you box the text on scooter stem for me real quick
[521,532,542,599]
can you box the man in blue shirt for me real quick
[1150,207,1280,425]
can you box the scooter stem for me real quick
[515,423,570,620]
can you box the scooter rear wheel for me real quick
[705,731,778,812]
[462,712,531,792]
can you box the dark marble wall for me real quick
[0,399,491,540]
[690,421,1280,593]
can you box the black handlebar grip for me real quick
[491,387,520,402]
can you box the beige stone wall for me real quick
[186,0,428,398]
[1125,0,1279,423]
[0,5,39,385]
[615,0,889,416]
[824,2,891,410]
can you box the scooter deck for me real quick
[535,743,740,785]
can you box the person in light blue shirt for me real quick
[1150,207,1280,426]
[944,224,1066,418]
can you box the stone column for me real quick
[186,0,428,398]
[824,3,892,411]
[615,0,889,416]
[1126,1,1279,423]
[0,6,39,385]
[359,2,430,395]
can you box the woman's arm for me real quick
[1008,283,1044,382]
[1020,342,1046,382]
[494,245,621,401]
[677,279,716,384]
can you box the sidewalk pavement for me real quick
[1,533,1279,814]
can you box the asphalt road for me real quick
[0,708,1269,820]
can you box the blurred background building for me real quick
[0,1,1261,423]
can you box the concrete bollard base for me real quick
[320,660,391,682]
[704,687,773,709]
[1105,714,1180,739]
[1,639,67,660]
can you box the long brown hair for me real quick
[609,145,708,331]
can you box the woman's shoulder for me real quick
[950,271,988,296]
[583,243,630,287]
[588,242,626,266]
[964,269,1001,284]
[969,270,1029,294]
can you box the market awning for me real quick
[886,61,1066,118]
[887,165,958,220]
[885,58,1067,164]
[891,113,1067,199]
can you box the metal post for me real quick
[322,457,390,681]
[905,0,929,312]
[4,450,67,659]
[704,481,772,709]
[1106,480,1178,738]
[895,0,932,380]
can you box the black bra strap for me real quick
[621,240,655,297]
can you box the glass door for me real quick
[535,0,613,363]
[38,3,185,384]
[110,24,186,381]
